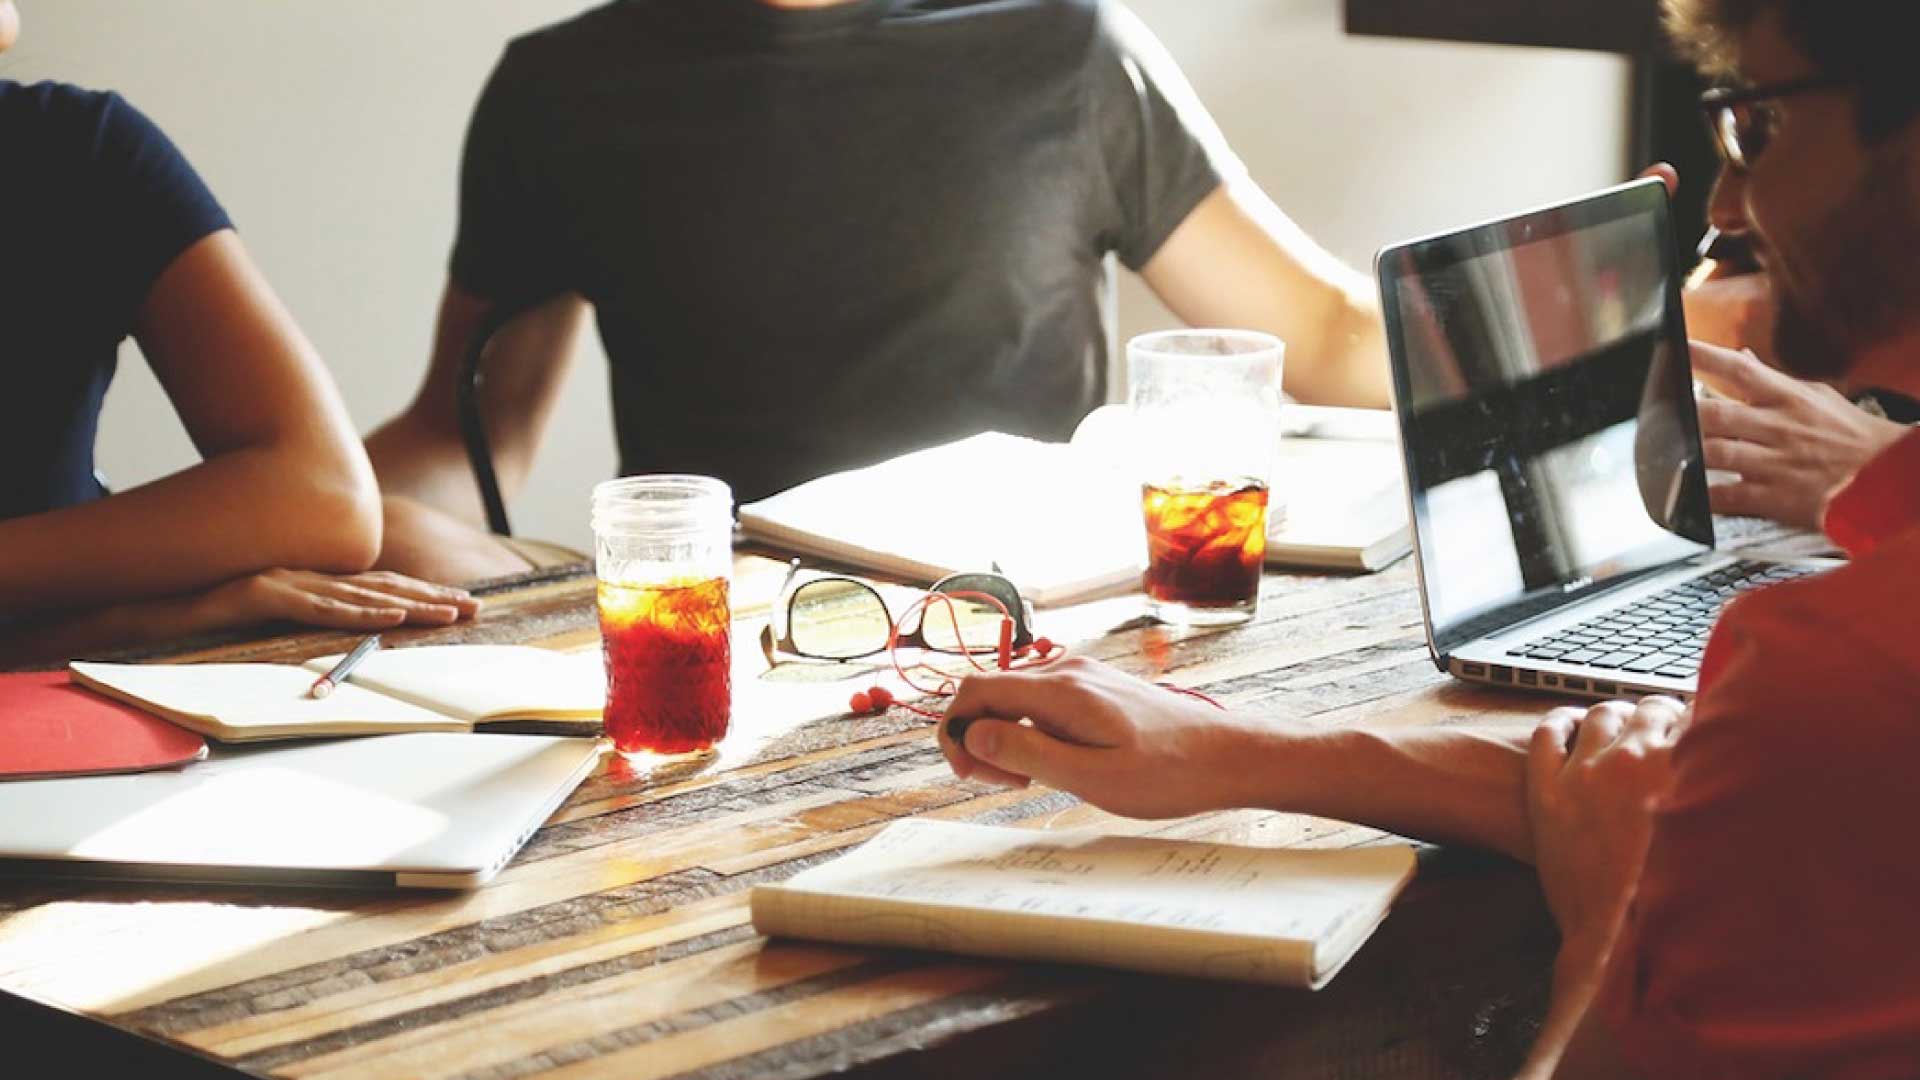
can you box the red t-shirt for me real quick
[1603,430,1920,1077]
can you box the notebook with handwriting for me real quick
[750,819,1417,988]
[69,645,603,743]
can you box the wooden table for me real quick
[0,555,1567,1079]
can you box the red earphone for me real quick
[843,589,1220,721]
[846,590,1058,717]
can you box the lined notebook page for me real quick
[300,646,605,723]
[68,662,462,740]
[752,819,1417,987]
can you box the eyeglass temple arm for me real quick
[769,558,802,640]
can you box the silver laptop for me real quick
[0,732,600,889]
[1376,179,1835,701]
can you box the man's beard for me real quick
[1771,138,1920,383]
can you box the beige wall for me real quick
[7,1,1630,551]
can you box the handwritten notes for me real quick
[751,820,1417,988]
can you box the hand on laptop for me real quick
[1527,697,1683,966]
[1691,342,1908,529]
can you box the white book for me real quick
[738,432,1145,608]
[1078,403,1410,575]
[69,645,604,743]
[739,415,1412,612]
[751,819,1418,988]
[1267,423,1412,573]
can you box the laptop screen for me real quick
[1377,180,1714,653]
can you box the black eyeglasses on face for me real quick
[1699,75,1847,173]
[758,561,1035,665]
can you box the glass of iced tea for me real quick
[1128,329,1284,626]
[591,475,734,759]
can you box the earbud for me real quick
[849,685,897,715]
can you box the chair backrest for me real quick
[457,305,521,537]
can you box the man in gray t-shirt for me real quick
[369,0,1389,578]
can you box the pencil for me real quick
[308,634,382,699]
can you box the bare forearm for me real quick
[1229,191,1392,409]
[0,597,200,667]
[367,286,585,522]
[1232,722,1536,862]
[1141,185,1391,409]
[1297,292,1391,409]
[0,442,377,613]
[366,415,492,524]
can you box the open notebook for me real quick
[69,645,603,743]
[738,432,1145,608]
[751,819,1418,988]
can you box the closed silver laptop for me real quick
[0,732,600,889]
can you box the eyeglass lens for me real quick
[924,574,1029,652]
[1715,101,1771,170]
[788,578,893,659]
[787,573,1030,660]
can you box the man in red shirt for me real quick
[938,1,1920,1075]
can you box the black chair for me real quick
[457,304,523,538]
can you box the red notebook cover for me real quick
[0,671,208,781]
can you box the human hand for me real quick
[1637,161,1680,197]
[1636,162,1777,357]
[1683,272,1774,358]
[1527,698,1682,968]
[939,657,1262,819]
[1690,342,1909,528]
[0,569,479,666]
[172,568,481,636]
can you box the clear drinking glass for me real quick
[1128,329,1285,626]
[592,475,734,757]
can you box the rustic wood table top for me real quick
[0,553,1579,1079]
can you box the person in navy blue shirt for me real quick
[0,1,479,661]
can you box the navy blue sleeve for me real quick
[46,85,234,331]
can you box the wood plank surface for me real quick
[0,555,1565,1079]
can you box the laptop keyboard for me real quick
[1505,560,1820,680]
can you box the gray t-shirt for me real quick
[453,0,1222,501]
